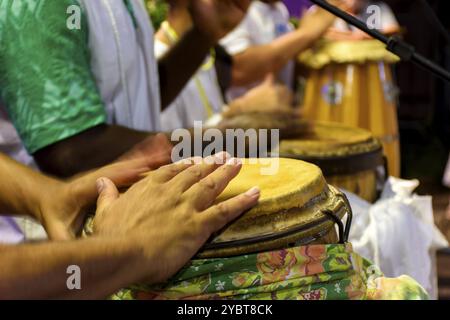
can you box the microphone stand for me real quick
[309,0,450,83]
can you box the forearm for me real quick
[158,26,214,109]
[0,237,146,299]
[231,31,309,85]
[33,124,153,178]
[232,13,334,86]
[0,153,61,220]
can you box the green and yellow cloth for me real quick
[112,243,428,300]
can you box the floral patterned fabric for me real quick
[112,243,428,300]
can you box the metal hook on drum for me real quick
[322,193,353,244]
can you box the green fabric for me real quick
[0,0,106,154]
[145,0,169,30]
[111,243,429,300]
[123,0,138,28]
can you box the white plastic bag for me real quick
[345,177,449,300]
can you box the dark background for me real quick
[385,0,450,300]
[383,0,450,184]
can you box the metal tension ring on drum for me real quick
[321,194,353,244]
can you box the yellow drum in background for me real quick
[278,122,385,203]
[200,158,352,258]
[299,39,400,177]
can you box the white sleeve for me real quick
[154,40,169,59]
[219,16,252,55]
[379,2,399,29]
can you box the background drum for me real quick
[278,121,385,203]
[298,39,400,178]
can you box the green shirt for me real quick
[0,0,106,154]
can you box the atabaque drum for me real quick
[278,121,385,203]
[105,158,429,301]
[84,158,352,258]
[299,39,400,177]
[198,158,352,258]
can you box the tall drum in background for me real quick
[299,39,400,177]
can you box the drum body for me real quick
[299,40,400,177]
[103,159,426,301]
[199,158,352,258]
[278,122,385,203]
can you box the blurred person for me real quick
[220,0,347,100]
[0,0,251,177]
[0,152,260,299]
[154,0,294,130]
[155,0,225,130]
[0,0,256,244]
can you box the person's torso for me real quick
[154,40,224,131]
[247,2,293,45]
[0,0,161,243]
[222,1,295,100]
[79,0,161,131]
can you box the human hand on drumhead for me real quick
[93,152,260,284]
[40,158,156,241]
[224,74,294,118]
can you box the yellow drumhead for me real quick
[217,158,326,214]
[205,158,346,255]
[279,121,381,157]
[299,39,400,69]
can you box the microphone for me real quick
[308,0,450,83]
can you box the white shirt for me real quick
[80,0,161,131]
[155,40,225,131]
[220,1,295,100]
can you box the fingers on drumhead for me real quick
[169,156,231,193]
[151,162,195,182]
[201,186,260,232]
[177,152,231,166]
[188,157,243,209]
